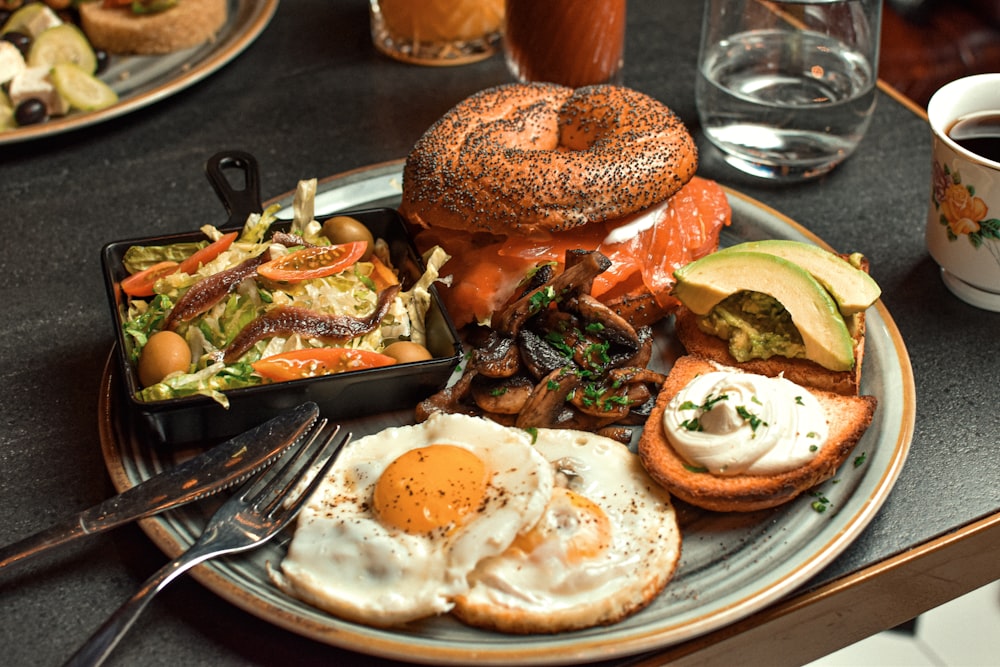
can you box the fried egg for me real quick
[452,429,681,634]
[269,413,553,627]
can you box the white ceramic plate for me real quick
[99,161,915,665]
[0,0,278,146]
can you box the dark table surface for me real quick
[2,1,998,665]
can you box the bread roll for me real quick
[79,0,228,55]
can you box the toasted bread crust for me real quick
[637,356,877,512]
[673,305,866,396]
[79,0,227,55]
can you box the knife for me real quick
[0,401,321,573]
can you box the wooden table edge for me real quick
[623,510,1000,666]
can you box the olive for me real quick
[94,48,111,75]
[383,341,433,364]
[321,216,374,261]
[138,330,192,387]
[2,31,32,58]
[14,98,47,126]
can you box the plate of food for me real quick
[0,0,278,145]
[98,160,914,665]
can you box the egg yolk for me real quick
[373,444,488,535]
[511,487,611,562]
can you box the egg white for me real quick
[269,413,554,627]
[452,428,681,633]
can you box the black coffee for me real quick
[947,112,1000,163]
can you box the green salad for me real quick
[119,180,448,407]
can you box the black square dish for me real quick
[102,207,464,445]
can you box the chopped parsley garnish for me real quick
[582,383,605,404]
[809,490,831,514]
[679,393,729,413]
[544,331,574,358]
[854,451,867,468]
[680,418,702,432]
[528,286,557,314]
[736,405,766,432]
[600,394,630,411]
[683,462,709,473]
[585,340,611,365]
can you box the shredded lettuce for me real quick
[291,179,316,236]
[120,181,450,406]
[122,294,174,363]
[122,242,205,274]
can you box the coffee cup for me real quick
[925,73,1000,311]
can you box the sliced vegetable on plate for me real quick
[257,241,367,282]
[252,348,397,382]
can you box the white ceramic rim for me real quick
[940,268,1000,311]
[927,73,1000,170]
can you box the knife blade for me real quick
[0,401,320,573]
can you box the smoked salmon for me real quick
[409,176,732,328]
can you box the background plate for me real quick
[99,161,915,665]
[0,0,278,146]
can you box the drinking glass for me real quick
[503,0,626,88]
[370,0,504,66]
[695,0,882,181]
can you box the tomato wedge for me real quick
[178,231,238,275]
[121,232,238,298]
[120,260,180,297]
[252,347,397,382]
[368,255,401,291]
[257,242,367,282]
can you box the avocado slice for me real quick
[673,251,856,371]
[718,240,881,315]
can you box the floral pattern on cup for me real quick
[932,161,1000,263]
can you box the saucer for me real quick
[940,269,1000,312]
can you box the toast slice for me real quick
[671,253,872,396]
[673,304,867,396]
[79,0,227,55]
[637,355,877,512]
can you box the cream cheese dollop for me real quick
[601,200,666,245]
[662,370,829,475]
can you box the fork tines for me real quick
[242,419,349,518]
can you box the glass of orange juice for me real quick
[370,0,504,66]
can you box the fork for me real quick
[63,420,350,667]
